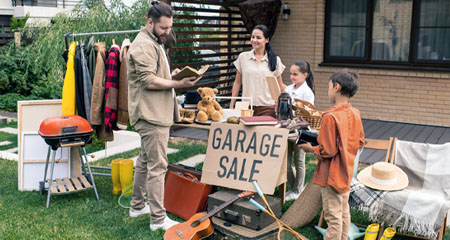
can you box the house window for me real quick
[324,0,450,68]
[415,0,450,62]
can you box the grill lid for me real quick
[38,115,93,138]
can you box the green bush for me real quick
[0,0,198,112]
[10,13,29,32]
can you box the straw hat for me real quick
[357,162,409,191]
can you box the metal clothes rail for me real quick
[64,29,140,50]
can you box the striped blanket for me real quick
[369,140,450,239]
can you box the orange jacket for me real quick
[312,103,365,193]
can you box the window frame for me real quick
[322,0,450,70]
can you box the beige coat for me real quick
[117,39,131,130]
[90,42,113,141]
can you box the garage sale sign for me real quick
[201,122,288,194]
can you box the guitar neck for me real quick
[199,194,241,223]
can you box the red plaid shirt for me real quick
[104,44,120,132]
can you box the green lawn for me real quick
[0,139,448,239]
[0,121,17,152]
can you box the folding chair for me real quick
[375,140,448,240]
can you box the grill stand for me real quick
[41,142,99,208]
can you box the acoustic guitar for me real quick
[164,191,254,240]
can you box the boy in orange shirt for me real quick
[299,69,365,240]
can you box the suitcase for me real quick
[164,170,212,220]
[207,189,282,231]
[167,163,202,180]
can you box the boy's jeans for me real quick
[321,186,350,240]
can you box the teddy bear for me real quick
[196,87,224,122]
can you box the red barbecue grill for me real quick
[38,115,99,208]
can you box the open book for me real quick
[173,65,209,81]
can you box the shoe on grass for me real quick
[285,190,300,201]
[129,204,150,218]
[150,216,179,231]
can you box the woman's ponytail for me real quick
[253,25,277,72]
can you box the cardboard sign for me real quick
[201,123,288,194]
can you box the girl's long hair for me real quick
[293,60,315,94]
[253,25,277,72]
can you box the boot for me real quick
[111,159,122,195]
[380,227,395,240]
[119,159,134,197]
[364,223,379,240]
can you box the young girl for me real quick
[284,60,315,201]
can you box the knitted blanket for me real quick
[370,140,450,239]
[349,178,386,211]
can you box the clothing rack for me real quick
[63,29,141,176]
[64,29,140,50]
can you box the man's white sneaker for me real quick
[129,204,150,218]
[149,216,179,231]
[285,191,300,201]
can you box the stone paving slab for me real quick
[5,147,18,153]
[178,154,205,167]
[0,151,17,161]
[0,141,12,146]
[0,127,18,134]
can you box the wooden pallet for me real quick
[49,176,93,194]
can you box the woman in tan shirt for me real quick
[230,25,286,117]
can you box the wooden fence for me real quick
[167,0,251,100]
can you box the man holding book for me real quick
[127,1,200,231]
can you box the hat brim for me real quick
[357,164,409,191]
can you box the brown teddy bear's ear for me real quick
[213,88,218,94]
[197,88,203,94]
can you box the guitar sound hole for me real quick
[191,220,200,228]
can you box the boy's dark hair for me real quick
[148,1,173,23]
[330,69,360,97]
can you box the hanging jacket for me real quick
[62,42,77,116]
[90,42,106,125]
[117,39,131,130]
[90,42,113,141]
[86,36,96,82]
[75,45,87,119]
[80,42,93,123]
[104,44,120,133]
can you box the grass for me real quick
[1,139,449,239]
[0,131,16,151]
[0,121,18,151]
[0,121,17,129]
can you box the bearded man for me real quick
[127,1,200,231]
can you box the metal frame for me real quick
[43,144,99,208]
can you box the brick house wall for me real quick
[270,0,450,127]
